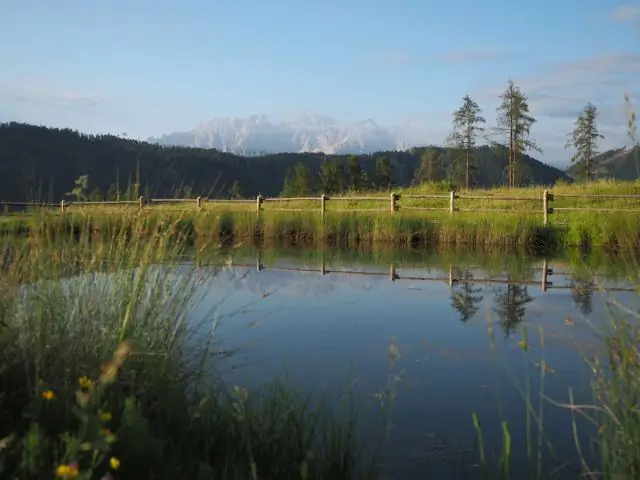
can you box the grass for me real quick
[3,207,640,251]
[2,212,640,478]
[3,180,640,249]
[467,252,640,479]
[0,215,377,479]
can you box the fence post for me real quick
[196,196,202,211]
[256,195,263,217]
[139,196,144,210]
[60,200,65,214]
[389,264,397,281]
[542,190,549,226]
[540,258,553,292]
[449,191,455,216]
[320,194,327,220]
[390,193,398,214]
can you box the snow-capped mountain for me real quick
[147,114,422,155]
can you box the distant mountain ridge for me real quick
[147,114,419,154]
[566,147,640,180]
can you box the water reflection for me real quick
[188,247,639,479]
[570,273,595,316]
[492,282,533,338]
[450,268,483,323]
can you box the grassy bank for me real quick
[0,217,376,479]
[2,208,640,250]
[2,180,640,249]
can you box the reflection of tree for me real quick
[450,269,483,322]
[492,281,533,338]
[569,273,595,316]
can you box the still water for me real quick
[189,248,639,479]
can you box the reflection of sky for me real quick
[188,258,638,479]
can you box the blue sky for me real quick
[1,0,639,166]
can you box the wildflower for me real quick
[42,390,56,400]
[55,463,79,478]
[109,457,120,470]
[78,376,94,389]
[99,411,112,422]
[100,428,117,444]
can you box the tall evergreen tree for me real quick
[494,80,540,188]
[374,156,392,190]
[347,155,366,191]
[450,95,485,189]
[319,157,343,194]
[565,102,604,183]
[412,147,442,185]
[282,162,313,197]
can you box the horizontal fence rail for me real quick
[3,190,640,225]
[197,256,637,294]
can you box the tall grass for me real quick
[0,214,376,479]
[468,250,640,479]
[3,179,640,250]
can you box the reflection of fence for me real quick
[3,190,640,226]
[203,256,637,293]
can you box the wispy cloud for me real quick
[370,51,418,67]
[58,91,103,107]
[437,49,504,63]
[4,85,104,108]
[611,3,640,24]
[371,48,505,67]
[471,53,640,164]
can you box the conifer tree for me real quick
[494,80,540,187]
[450,95,485,189]
[565,102,604,183]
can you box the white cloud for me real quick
[611,4,640,24]
[470,53,640,166]
[2,84,104,108]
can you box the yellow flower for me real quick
[78,376,94,389]
[99,411,112,422]
[109,457,120,470]
[42,390,56,401]
[55,463,79,478]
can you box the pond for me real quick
[189,247,639,479]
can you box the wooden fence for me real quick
[3,190,640,226]
[203,255,637,293]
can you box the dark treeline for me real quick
[0,123,568,202]
[2,78,639,201]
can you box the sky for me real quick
[1,0,639,167]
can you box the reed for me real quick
[0,214,376,479]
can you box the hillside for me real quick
[566,147,640,181]
[0,122,570,202]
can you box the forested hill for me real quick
[0,122,570,201]
[566,147,640,181]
